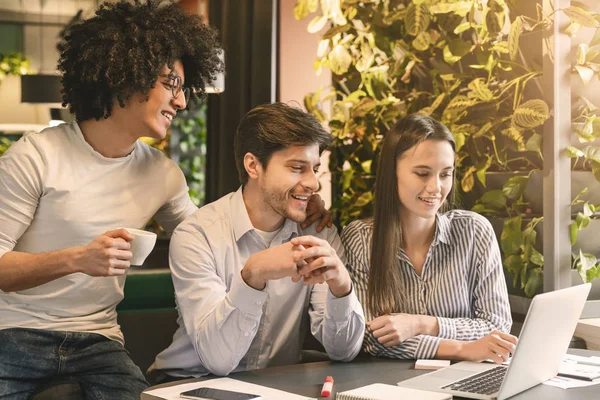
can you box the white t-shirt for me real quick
[0,122,197,343]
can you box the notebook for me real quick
[335,383,451,400]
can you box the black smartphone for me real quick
[179,387,261,400]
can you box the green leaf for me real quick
[503,254,523,287]
[341,169,355,192]
[473,121,493,138]
[404,3,431,36]
[577,43,589,65]
[582,146,600,163]
[294,0,309,20]
[513,99,550,129]
[520,263,527,289]
[361,160,372,174]
[485,10,504,35]
[525,133,542,151]
[328,44,352,75]
[577,249,598,282]
[500,126,525,151]
[571,221,579,245]
[565,22,582,37]
[351,97,377,118]
[492,41,509,54]
[444,95,472,115]
[576,213,590,230]
[429,1,473,17]
[509,16,523,61]
[412,31,432,51]
[353,191,373,208]
[575,65,595,85]
[443,45,462,65]
[562,6,600,28]
[468,78,494,102]
[584,202,594,217]
[586,266,600,283]
[567,145,585,158]
[480,190,507,209]
[461,166,476,192]
[501,216,523,256]
[449,39,472,58]
[307,14,328,33]
[430,93,446,113]
[475,161,490,187]
[454,131,466,153]
[345,90,367,104]
[524,268,542,297]
[322,24,351,40]
[502,175,528,200]
[593,163,600,182]
[454,22,472,34]
[528,248,544,266]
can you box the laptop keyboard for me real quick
[442,365,507,395]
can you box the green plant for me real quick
[0,52,30,84]
[0,137,15,157]
[297,0,600,296]
[172,102,208,207]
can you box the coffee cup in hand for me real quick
[122,228,157,266]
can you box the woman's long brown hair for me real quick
[369,114,456,317]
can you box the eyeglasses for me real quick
[159,74,190,104]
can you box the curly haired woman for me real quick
[0,1,222,398]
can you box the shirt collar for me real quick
[432,212,452,246]
[230,186,300,244]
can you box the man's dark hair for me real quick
[58,0,223,121]
[234,102,333,184]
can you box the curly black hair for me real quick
[58,0,223,121]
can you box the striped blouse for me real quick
[340,210,512,359]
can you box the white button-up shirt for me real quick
[153,187,365,377]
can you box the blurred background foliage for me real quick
[296,0,600,296]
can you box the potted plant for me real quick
[0,52,29,85]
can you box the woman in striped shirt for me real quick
[341,114,517,363]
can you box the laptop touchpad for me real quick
[432,368,478,381]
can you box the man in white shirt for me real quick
[151,102,365,381]
[0,1,223,399]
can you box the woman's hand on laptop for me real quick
[460,330,518,364]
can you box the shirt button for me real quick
[244,332,249,337]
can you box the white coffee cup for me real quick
[122,228,157,266]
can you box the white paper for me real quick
[543,375,600,390]
[144,377,316,400]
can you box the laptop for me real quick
[397,283,591,399]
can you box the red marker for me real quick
[321,376,334,397]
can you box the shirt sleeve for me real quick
[153,162,197,234]
[0,134,44,261]
[308,225,365,362]
[169,220,266,376]
[436,216,512,341]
